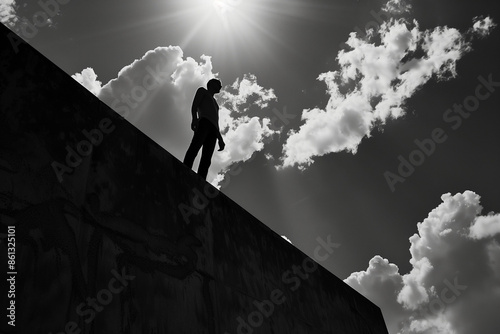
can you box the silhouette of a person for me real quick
[183,78,225,180]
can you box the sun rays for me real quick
[151,0,320,72]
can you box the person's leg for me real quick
[183,121,209,169]
[197,122,218,180]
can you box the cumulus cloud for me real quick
[346,256,411,333]
[75,46,277,184]
[345,191,500,334]
[210,74,278,186]
[469,213,500,239]
[72,68,102,96]
[279,2,496,169]
[0,0,18,27]
[219,73,277,111]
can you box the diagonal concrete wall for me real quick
[0,23,388,334]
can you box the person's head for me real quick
[207,78,222,94]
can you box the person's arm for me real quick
[190,88,204,131]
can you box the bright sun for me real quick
[211,0,240,17]
[208,0,246,28]
[179,0,258,49]
[172,0,293,64]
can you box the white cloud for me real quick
[75,46,277,184]
[471,16,497,37]
[220,73,277,111]
[346,256,411,331]
[210,74,278,186]
[469,213,500,239]
[382,0,412,15]
[345,191,500,334]
[0,0,18,27]
[72,68,102,96]
[279,5,496,169]
[211,114,277,186]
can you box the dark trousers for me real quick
[183,118,218,180]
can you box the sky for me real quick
[2,0,500,333]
